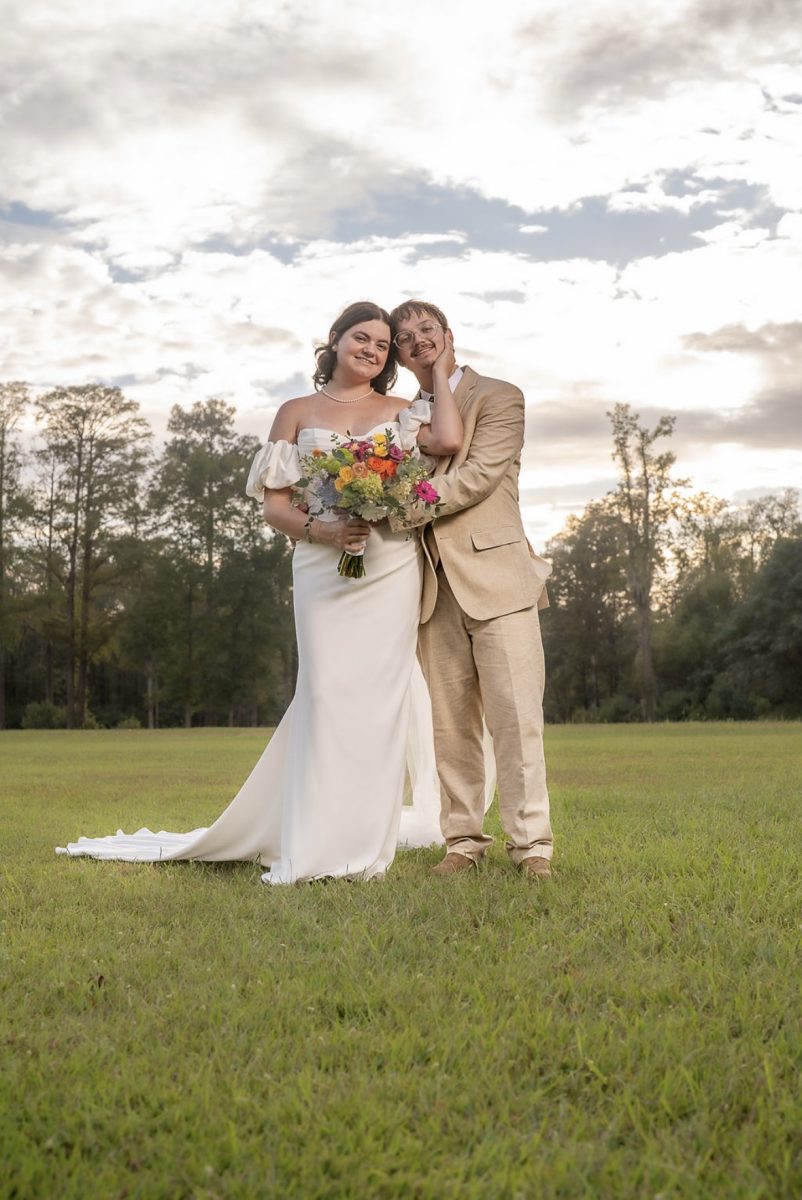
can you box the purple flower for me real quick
[318,479,340,508]
[388,444,405,462]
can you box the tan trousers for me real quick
[417,567,552,864]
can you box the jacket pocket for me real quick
[471,526,523,551]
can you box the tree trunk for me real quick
[184,585,193,728]
[636,603,657,722]
[44,471,56,705]
[64,454,83,729]
[65,568,76,729]
[76,540,92,725]
[146,663,155,729]
[45,642,54,704]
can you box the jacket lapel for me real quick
[453,365,478,412]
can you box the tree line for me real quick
[543,404,801,722]
[0,384,294,730]
[1,383,799,728]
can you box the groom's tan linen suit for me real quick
[411,365,553,863]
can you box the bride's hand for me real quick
[317,517,372,553]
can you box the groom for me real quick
[390,301,553,878]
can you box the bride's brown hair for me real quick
[313,301,398,394]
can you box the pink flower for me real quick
[388,444,405,462]
[414,480,439,504]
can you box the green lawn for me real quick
[2,724,802,1199]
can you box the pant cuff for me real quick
[507,843,553,866]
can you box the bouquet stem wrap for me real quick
[338,548,367,579]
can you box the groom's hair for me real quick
[389,300,450,332]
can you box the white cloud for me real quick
[1,0,801,545]
[692,222,771,246]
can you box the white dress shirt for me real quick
[420,366,463,403]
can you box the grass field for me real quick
[2,723,802,1199]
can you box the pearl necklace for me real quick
[320,385,375,405]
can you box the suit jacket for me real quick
[408,365,552,624]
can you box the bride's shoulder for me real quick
[277,392,318,414]
[268,393,316,442]
[386,394,413,413]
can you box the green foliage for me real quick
[3,726,802,1197]
[704,673,761,720]
[547,486,802,722]
[722,537,802,711]
[116,715,142,729]
[6,391,295,729]
[20,700,67,729]
[606,403,688,721]
[656,689,693,721]
[4,385,801,727]
[597,691,641,723]
[0,381,34,729]
[543,501,630,722]
[144,398,294,728]
[30,384,153,728]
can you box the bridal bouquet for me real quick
[293,429,440,578]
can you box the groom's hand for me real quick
[432,329,456,379]
[388,505,431,533]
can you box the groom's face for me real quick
[393,312,450,381]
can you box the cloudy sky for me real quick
[2,0,801,546]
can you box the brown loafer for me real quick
[519,855,552,879]
[430,852,477,876]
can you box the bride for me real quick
[57,302,465,883]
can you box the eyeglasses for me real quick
[393,321,443,350]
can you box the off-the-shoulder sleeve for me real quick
[245,440,302,498]
[397,397,433,450]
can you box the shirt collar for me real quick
[420,365,463,402]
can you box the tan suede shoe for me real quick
[519,856,552,879]
[430,852,477,876]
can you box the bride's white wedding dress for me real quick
[57,404,496,883]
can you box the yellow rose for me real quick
[334,477,347,492]
[338,465,355,484]
[371,434,388,458]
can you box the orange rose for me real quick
[366,456,386,473]
[378,459,397,478]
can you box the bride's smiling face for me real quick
[332,320,391,382]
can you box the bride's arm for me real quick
[417,333,463,456]
[263,490,373,552]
